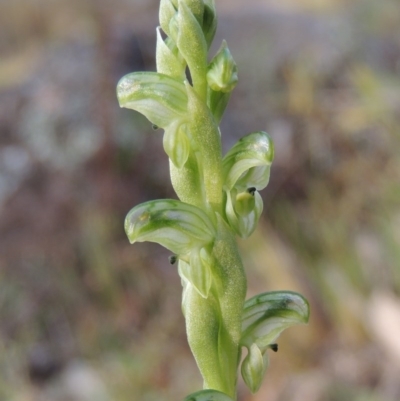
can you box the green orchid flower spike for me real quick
[117,1,310,400]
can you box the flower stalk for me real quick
[117,1,309,400]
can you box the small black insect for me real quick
[247,187,256,196]
[269,343,278,352]
[169,255,177,265]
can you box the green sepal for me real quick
[240,291,310,350]
[183,389,234,401]
[202,0,217,48]
[124,199,216,256]
[170,150,204,209]
[222,131,274,191]
[225,189,263,238]
[169,12,180,43]
[156,27,185,79]
[176,0,204,25]
[159,0,177,37]
[163,123,191,168]
[241,343,269,394]
[178,248,213,298]
[117,72,188,129]
[207,40,238,93]
[176,1,208,99]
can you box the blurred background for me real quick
[1,0,400,400]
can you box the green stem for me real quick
[185,216,246,399]
[185,83,223,214]
[174,81,242,396]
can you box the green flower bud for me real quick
[240,291,310,350]
[117,72,188,129]
[125,199,216,256]
[206,40,236,122]
[163,123,191,168]
[207,40,238,93]
[222,131,274,192]
[241,343,268,394]
[156,27,185,79]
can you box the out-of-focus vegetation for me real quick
[0,0,400,400]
